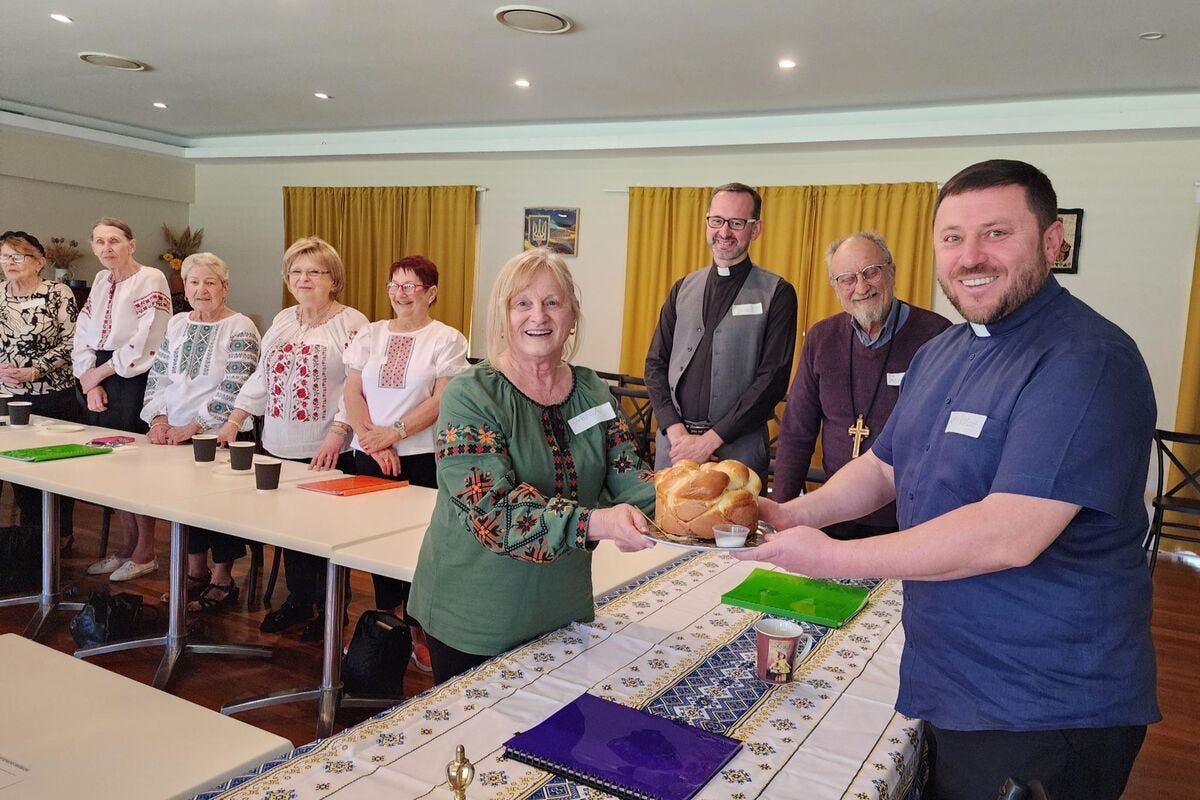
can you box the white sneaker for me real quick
[87,554,126,575]
[110,558,158,582]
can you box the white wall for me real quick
[191,135,1200,427]
[1,129,194,285]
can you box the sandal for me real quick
[161,572,211,605]
[187,581,240,613]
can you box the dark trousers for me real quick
[924,722,1146,800]
[353,449,437,611]
[78,350,149,434]
[12,388,79,540]
[187,528,247,564]
[424,630,490,686]
[275,449,357,607]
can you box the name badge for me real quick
[731,302,763,316]
[17,299,45,311]
[945,411,987,438]
[886,371,905,387]
[568,403,616,434]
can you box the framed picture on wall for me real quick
[1052,208,1083,274]
[524,207,579,256]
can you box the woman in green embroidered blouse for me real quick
[408,248,656,684]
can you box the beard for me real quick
[939,261,1048,325]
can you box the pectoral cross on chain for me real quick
[848,414,870,458]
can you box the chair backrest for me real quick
[1155,428,1200,505]
[609,384,656,465]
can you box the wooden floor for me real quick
[1,499,1196,798]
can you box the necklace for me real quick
[847,320,897,459]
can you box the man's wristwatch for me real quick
[392,419,408,440]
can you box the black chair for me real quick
[1145,428,1200,574]
[609,385,655,465]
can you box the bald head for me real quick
[827,233,896,337]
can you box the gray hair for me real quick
[824,231,894,276]
[181,252,231,284]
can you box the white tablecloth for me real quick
[198,552,920,799]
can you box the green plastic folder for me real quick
[721,568,870,628]
[0,443,113,462]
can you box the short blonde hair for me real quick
[487,248,582,363]
[282,236,345,298]
[181,252,230,284]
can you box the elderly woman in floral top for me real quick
[141,252,261,610]
[0,230,79,548]
[408,248,656,684]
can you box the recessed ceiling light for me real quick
[50,13,73,24]
[514,79,531,88]
[152,102,168,109]
[314,92,331,100]
[78,52,148,71]
[778,58,797,70]
[1138,31,1165,41]
[495,5,572,35]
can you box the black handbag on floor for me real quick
[69,590,149,647]
[342,610,412,699]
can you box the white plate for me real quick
[212,463,255,477]
[39,422,86,433]
[643,521,772,552]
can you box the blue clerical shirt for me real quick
[873,277,1159,730]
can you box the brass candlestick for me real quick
[447,744,475,800]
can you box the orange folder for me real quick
[296,475,409,496]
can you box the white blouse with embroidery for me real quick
[72,266,172,379]
[233,305,368,459]
[140,312,261,432]
[337,318,469,457]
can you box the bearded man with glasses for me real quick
[644,182,797,485]
[772,231,949,539]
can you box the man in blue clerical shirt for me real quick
[737,159,1157,800]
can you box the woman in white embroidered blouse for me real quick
[0,231,79,551]
[218,237,368,636]
[338,255,469,668]
[73,217,172,582]
[141,252,261,610]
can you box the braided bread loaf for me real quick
[654,459,760,539]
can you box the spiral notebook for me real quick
[503,692,741,800]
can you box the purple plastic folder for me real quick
[503,692,741,800]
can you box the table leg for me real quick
[77,522,271,685]
[221,559,349,740]
[0,491,83,636]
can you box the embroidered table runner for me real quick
[197,553,919,800]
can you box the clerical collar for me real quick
[712,256,752,279]
[967,276,1065,338]
[850,299,906,349]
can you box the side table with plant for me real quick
[160,224,204,313]
[43,237,83,283]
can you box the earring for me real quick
[569,328,576,335]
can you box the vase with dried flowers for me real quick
[43,237,83,282]
[160,224,204,312]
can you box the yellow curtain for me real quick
[620,181,938,376]
[1162,223,1200,553]
[282,186,477,337]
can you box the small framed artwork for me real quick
[524,207,579,256]
[1052,208,1083,274]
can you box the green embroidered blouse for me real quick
[408,361,655,656]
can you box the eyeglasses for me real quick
[0,254,35,264]
[705,215,757,231]
[386,281,426,293]
[831,263,889,288]
[287,268,331,279]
